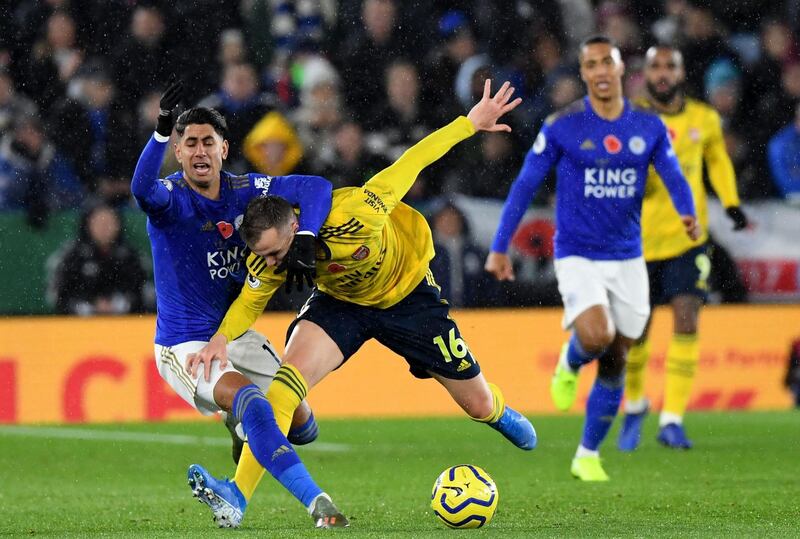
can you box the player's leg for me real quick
[617,318,652,451]
[551,257,616,411]
[657,294,702,449]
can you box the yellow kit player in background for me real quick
[618,45,749,451]
[186,81,537,512]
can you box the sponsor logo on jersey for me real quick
[254,176,272,191]
[628,136,645,155]
[328,263,347,273]
[216,221,234,239]
[580,139,596,150]
[234,214,244,230]
[583,168,637,199]
[159,179,174,191]
[207,245,243,280]
[247,274,262,289]
[363,189,388,213]
[532,132,546,154]
[603,135,622,154]
[351,245,370,260]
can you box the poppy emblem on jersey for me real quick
[327,263,347,273]
[351,245,370,260]
[216,221,234,239]
[667,127,677,141]
[628,136,646,155]
[603,135,622,154]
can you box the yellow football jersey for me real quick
[636,97,740,261]
[217,116,476,341]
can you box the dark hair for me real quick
[175,107,228,138]
[579,35,617,50]
[240,195,295,246]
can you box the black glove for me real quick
[274,232,317,293]
[726,206,748,231]
[156,79,184,137]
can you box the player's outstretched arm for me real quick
[131,79,184,213]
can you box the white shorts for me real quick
[154,330,282,415]
[554,256,650,339]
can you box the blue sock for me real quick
[580,374,623,451]
[566,333,597,371]
[233,385,323,507]
[287,412,319,446]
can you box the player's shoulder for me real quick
[223,171,273,192]
[684,98,721,123]
[544,98,587,127]
[245,250,269,276]
[160,172,190,193]
[629,99,663,121]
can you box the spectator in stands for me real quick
[198,62,276,172]
[365,60,435,160]
[49,203,146,315]
[315,121,389,190]
[680,1,740,97]
[111,4,173,112]
[0,115,83,227]
[242,111,305,177]
[26,10,84,112]
[0,69,37,135]
[429,200,498,308]
[292,56,343,171]
[767,103,800,203]
[445,131,522,199]
[47,62,138,192]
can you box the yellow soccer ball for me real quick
[430,464,498,529]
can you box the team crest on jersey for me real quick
[603,135,622,154]
[628,136,645,155]
[327,262,347,273]
[159,179,174,191]
[234,214,244,230]
[532,132,546,154]
[351,245,370,260]
[216,221,234,239]
[254,176,272,191]
[247,274,262,289]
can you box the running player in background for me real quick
[184,80,536,523]
[618,45,748,451]
[485,36,698,481]
[131,81,344,528]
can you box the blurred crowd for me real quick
[2,0,799,312]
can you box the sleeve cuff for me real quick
[153,132,170,143]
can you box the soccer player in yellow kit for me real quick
[185,81,537,523]
[618,46,749,450]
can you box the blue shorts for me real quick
[646,244,711,305]
[287,275,481,380]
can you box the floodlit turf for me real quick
[1,412,798,537]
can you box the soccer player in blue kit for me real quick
[131,81,346,527]
[485,37,700,481]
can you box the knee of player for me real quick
[580,329,615,354]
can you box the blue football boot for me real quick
[657,423,693,449]
[491,406,537,450]
[617,402,649,452]
[188,464,247,528]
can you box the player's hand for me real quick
[681,215,701,241]
[485,252,515,281]
[725,206,748,231]
[467,79,522,133]
[186,334,228,382]
[275,232,317,293]
[156,78,184,137]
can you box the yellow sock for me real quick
[233,443,265,501]
[663,333,700,419]
[267,364,308,434]
[473,383,505,423]
[232,365,308,501]
[625,339,651,404]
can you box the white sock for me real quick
[560,345,579,375]
[659,412,683,427]
[575,444,599,458]
[624,398,648,415]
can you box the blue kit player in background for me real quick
[485,36,700,481]
[131,80,346,528]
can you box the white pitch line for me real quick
[0,425,350,452]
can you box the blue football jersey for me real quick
[492,97,695,260]
[131,134,331,346]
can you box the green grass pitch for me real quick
[1,412,798,537]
